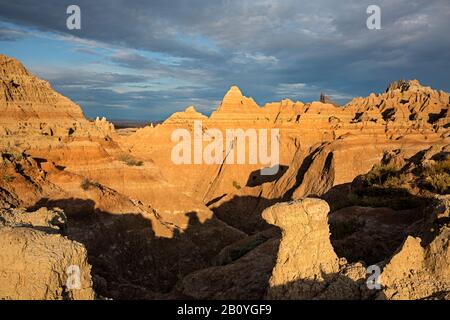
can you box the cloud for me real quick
[275,83,352,103]
[231,52,279,65]
[0,0,449,119]
[0,27,28,41]
[35,68,151,89]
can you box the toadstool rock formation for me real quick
[262,199,340,299]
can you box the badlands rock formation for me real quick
[0,55,113,141]
[261,195,449,300]
[0,207,94,300]
[380,196,450,300]
[262,199,341,299]
[0,54,448,299]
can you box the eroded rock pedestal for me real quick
[262,197,450,300]
[262,199,341,299]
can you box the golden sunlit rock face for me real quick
[0,54,449,300]
[262,199,341,299]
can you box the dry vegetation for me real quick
[119,154,144,167]
[80,178,101,191]
[2,175,15,183]
[329,156,449,212]
[420,159,450,194]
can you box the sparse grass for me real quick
[119,154,144,167]
[330,155,449,213]
[358,195,426,210]
[420,159,450,194]
[361,159,449,195]
[80,178,101,191]
[354,164,416,200]
[232,181,241,190]
[2,175,15,183]
[383,175,408,189]
[330,189,426,212]
[362,164,399,187]
[13,152,25,161]
[423,173,450,194]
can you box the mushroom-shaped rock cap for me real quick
[262,198,330,228]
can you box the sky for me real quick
[0,0,449,121]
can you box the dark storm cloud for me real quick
[0,0,449,119]
[0,0,222,59]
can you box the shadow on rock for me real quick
[27,198,226,299]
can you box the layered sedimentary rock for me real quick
[163,105,208,124]
[0,54,449,300]
[0,54,84,122]
[124,79,449,211]
[0,54,115,152]
[210,86,261,120]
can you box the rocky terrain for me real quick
[0,54,448,300]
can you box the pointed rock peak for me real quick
[223,85,244,101]
[211,85,260,117]
[185,105,197,113]
[228,85,242,93]
[0,54,29,77]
